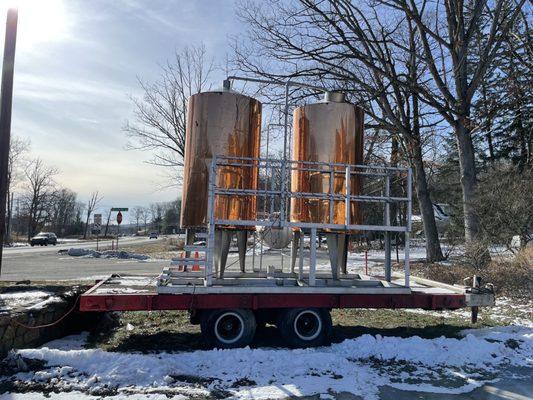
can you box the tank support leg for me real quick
[215,229,232,278]
[185,229,195,258]
[290,230,301,274]
[326,233,339,280]
[338,234,349,275]
[236,230,248,273]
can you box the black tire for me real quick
[201,309,256,349]
[277,308,332,348]
[31,244,34,247]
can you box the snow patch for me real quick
[0,290,62,312]
[6,327,532,400]
[67,248,149,260]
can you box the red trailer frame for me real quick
[80,274,489,312]
[79,274,494,348]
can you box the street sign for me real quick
[117,211,123,225]
[111,207,129,212]
[94,213,102,227]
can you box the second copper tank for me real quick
[180,90,262,228]
[290,99,364,229]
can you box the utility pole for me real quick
[0,9,18,275]
[6,191,13,243]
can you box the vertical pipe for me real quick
[329,168,334,223]
[259,229,263,273]
[280,82,290,225]
[345,166,351,227]
[404,232,410,287]
[309,228,317,286]
[0,9,18,274]
[205,157,217,286]
[252,231,256,272]
[384,173,391,282]
[405,168,413,287]
[407,168,413,231]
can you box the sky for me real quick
[0,0,244,217]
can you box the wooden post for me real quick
[0,9,18,275]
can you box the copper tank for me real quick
[180,90,262,228]
[290,98,364,229]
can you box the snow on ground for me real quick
[2,325,532,400]
[0,290,62,313]
[66,248,150,260]
[2,242,29,248]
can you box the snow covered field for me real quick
[1,322,531,400]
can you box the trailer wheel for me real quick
[201,309,256,349]
[277,308,332,348]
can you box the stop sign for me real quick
[117,211,123,225]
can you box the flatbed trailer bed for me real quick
[79,274,494,348]
[80,274,494,312]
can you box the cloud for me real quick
[15,72,135,105]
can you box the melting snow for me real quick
[0,290,62,312]
[3,326,531,400]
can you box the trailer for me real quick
[80,273,494,348]
[79,155,494,348]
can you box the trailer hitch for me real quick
[463,276,495,323]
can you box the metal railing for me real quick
[205,155,412,287]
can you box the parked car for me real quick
[30,232,58,246]
[149,232,159,239]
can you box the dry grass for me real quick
[120,237,185,260]
[412,247,532,299]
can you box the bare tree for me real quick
[123,45,214,185]
[234,0,446,260]
[23,158,58,239]
[149,203,163,232]
[236,0,526,246]
[132,206,143,232]
[140,207,149,232]
[4,136,29,243]
[387,0,526,243]
[83,191,103,239]
[50,188,77,237]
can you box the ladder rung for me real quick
[183,245,207,252]
[170,259,206,266]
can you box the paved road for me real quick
[0,240,347,282]
[1,237,167,281]
[3,236,154,255]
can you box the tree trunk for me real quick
[455,120,480,242]
[410,143,444,262]
[83,212,90,239]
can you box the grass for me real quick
[409,247,533,300]
[86,306,503,353]
[119,237,185,260]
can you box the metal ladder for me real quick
[157,232,209,286]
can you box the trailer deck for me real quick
[79,274,494,312]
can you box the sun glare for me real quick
[0,0,67,47]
